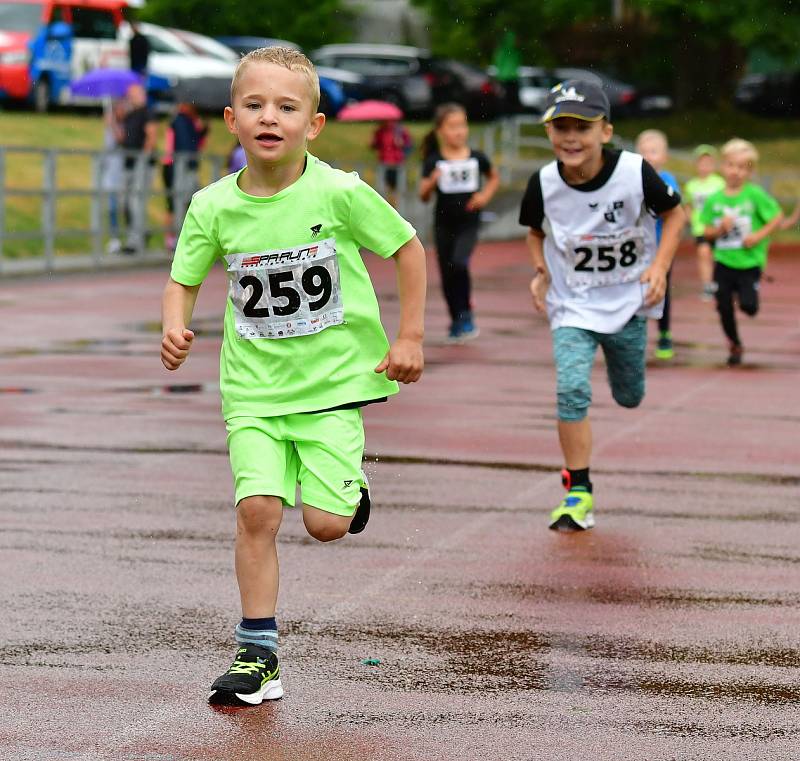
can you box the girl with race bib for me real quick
[519,80,685,532]
[700,139,783,366]
[420,103,499,343]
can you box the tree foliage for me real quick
[412,0,800,103]
[139,0,353,52]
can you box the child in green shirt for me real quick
[701,138,782,366]
[683,144,725,300]
[160,47,427,706]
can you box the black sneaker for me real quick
[727,343,743,366]
[208,643,283,706]
[348,473,371,534]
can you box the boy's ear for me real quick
[224,106,237,136]
[601,121,614,144]
[307,111,326,142]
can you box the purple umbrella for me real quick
[70,68,144,99]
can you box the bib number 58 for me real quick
[240,266,332,318]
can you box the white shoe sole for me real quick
[208,677,284,705]
[549,511,595,531]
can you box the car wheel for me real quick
[33,77,51,113]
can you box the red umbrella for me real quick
[337,99,404,121]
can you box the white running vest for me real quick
[540,150,663,333]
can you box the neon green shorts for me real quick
[226,408,365,516]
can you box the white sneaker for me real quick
[106,237,122,255]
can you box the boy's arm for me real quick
[743,209,784,248]
[704,215,734,240]
[374,235,426,384]
[526,228,549,314]
[641,204,686,306]
[779,201,800,230]
[161,278,200,370]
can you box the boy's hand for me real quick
[640,264,668,306]
[374,338,423,384]
[742,233,758,248]
[529,273,549,314]
[161,328,195,370]
[718,216,735,235]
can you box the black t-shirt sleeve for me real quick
[422,153,438,178]
[518,171,545,230]
[475,150,492,175]
[641,159,681,214]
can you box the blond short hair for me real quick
[230,46,320,112]
[635,128,668,151]
[721,138,759,165]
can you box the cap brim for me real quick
[541,103,606,124]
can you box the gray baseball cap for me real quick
[541,79,610,123]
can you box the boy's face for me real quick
[637,137,668,170]
[224,62,324,167]
[720,153,752,189]
[544,117,613,170]
[696,154,715,177]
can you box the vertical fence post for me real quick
[0,147,5,272]
[90,151,103,264]
[42,149,57,271]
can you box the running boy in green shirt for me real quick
[160,47,426,706]
[701,138,782,366]
[684,145,725,300]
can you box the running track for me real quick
[1,241,798,760]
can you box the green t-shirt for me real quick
[171,153,416,419]
[684,173,725,236]
[700,182,781,270]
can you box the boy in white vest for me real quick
[519,80,685,531]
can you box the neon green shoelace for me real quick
[228,659,266,676]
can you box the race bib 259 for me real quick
[225,238,343,339]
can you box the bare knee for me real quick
[237,495,283,537]
[303,508,350,542]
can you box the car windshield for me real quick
[0,2,43,33]
[331,55,415,76]
[177,31,238,62]
[145,30,193,55]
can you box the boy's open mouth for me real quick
[256,132,283,145]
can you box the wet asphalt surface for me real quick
[1,243,799,761]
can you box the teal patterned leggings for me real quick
[552,317,647,422]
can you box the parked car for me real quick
[498,65,671,117]
[554,67,672,117]
[209,34,354,116]
[0,0,128,111]
[214,36,300,56]
[492,65,560,114]
[119,21,235,112]
[312,43,433,117]
[427,58,504,120]
[171,28,240,64]
[735,71,800,116]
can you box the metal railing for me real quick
[9,118,792,275]
[0,146,231,274]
